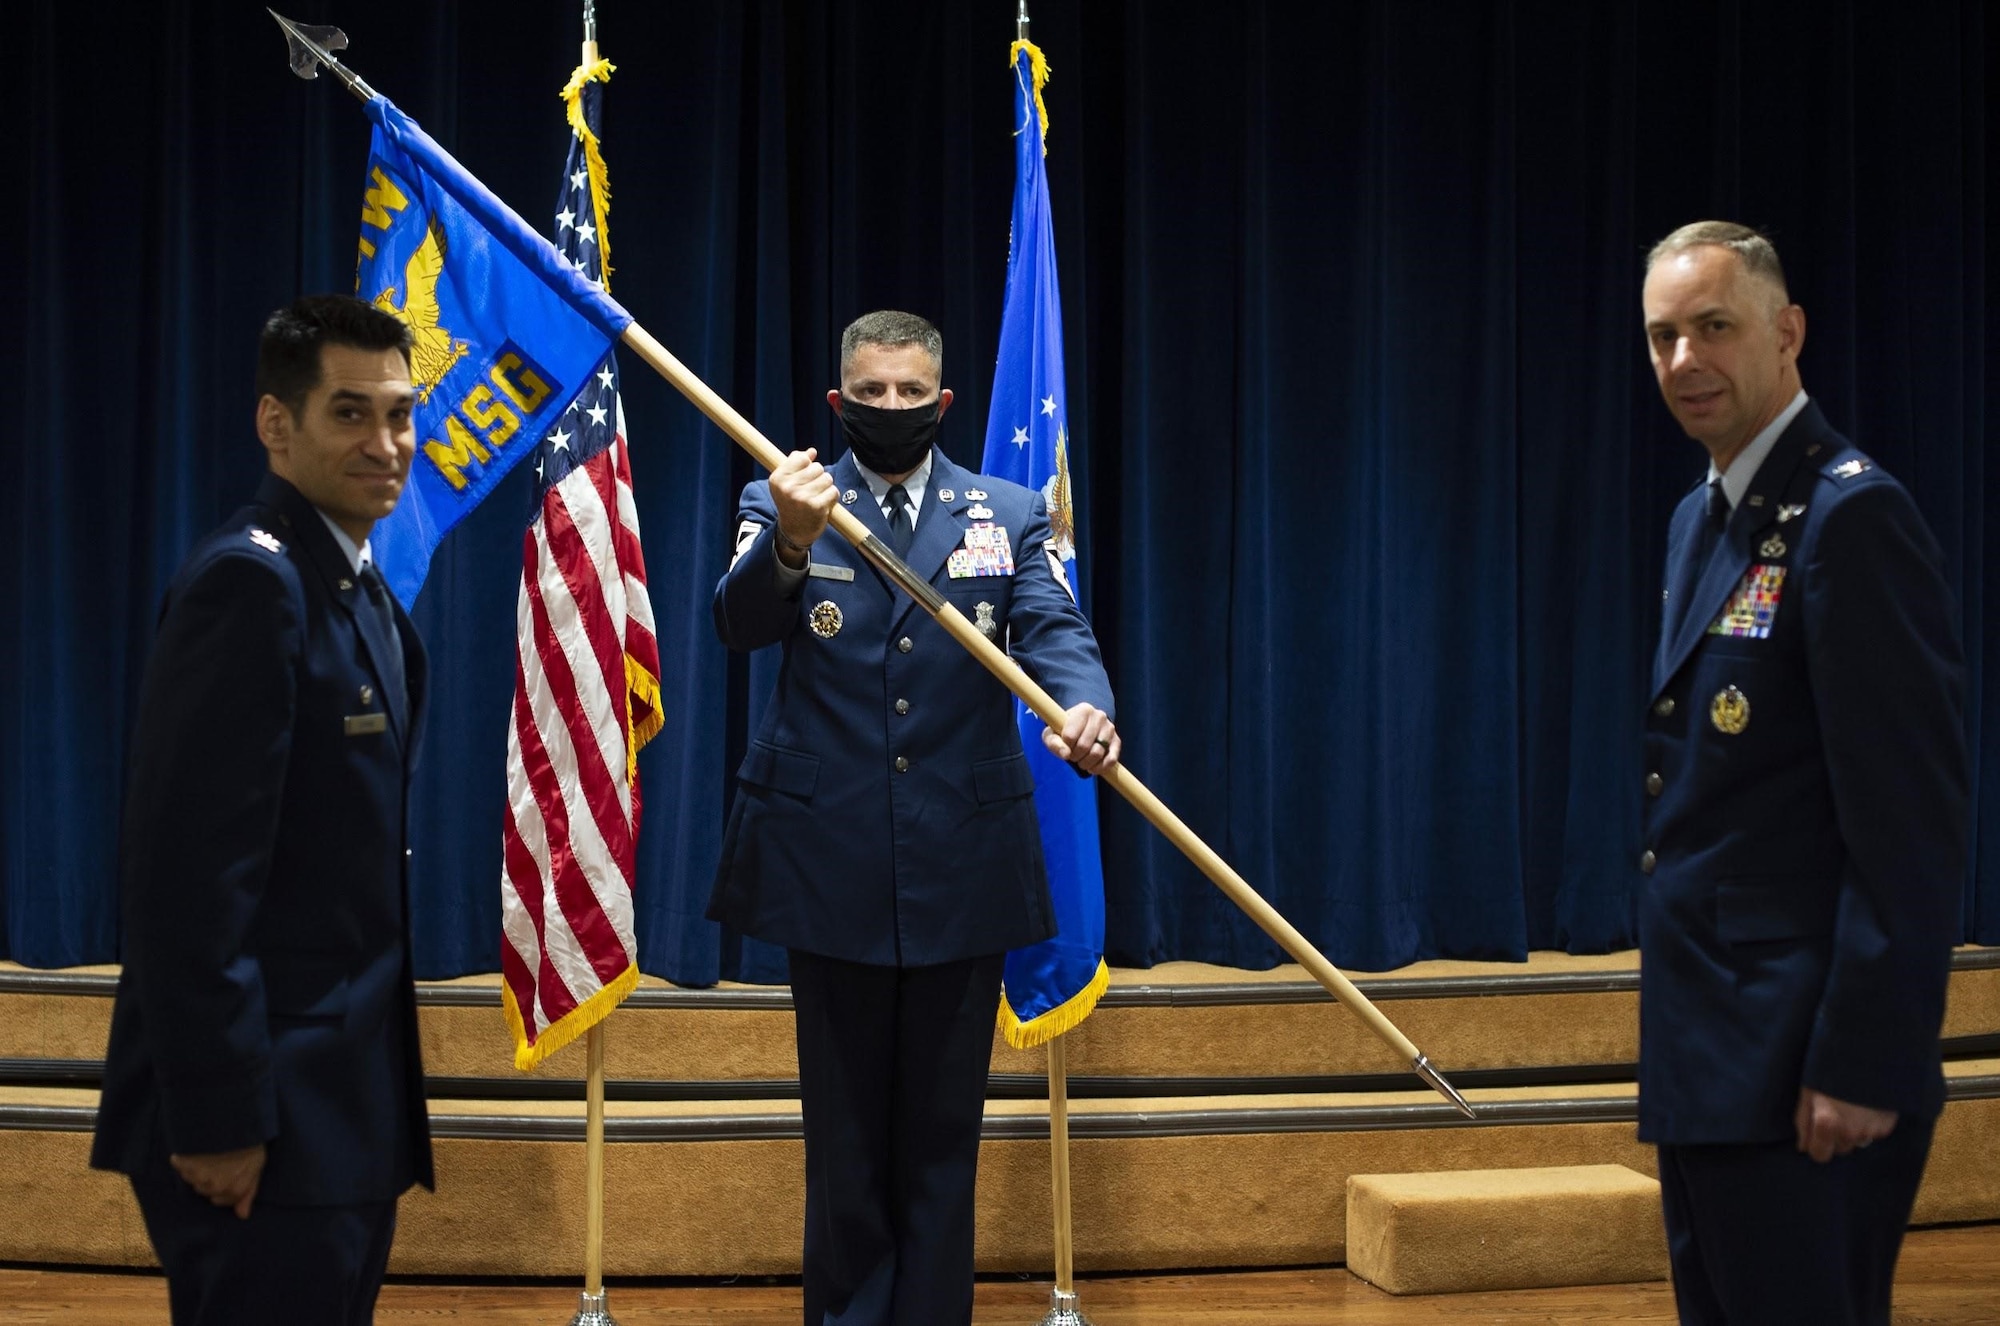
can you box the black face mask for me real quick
[840,397,940,475]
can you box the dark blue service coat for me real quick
[1638,401,1967,1146]
[92,473,433,1206]
[707,448,1114,967]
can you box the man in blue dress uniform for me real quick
[709,310,1119,1325]
[91,296,433,1324]
[1637,222,1967,1324]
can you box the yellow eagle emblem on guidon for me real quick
[371,217,469,403]
[1041,424,1076,560]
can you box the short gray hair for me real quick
[840,310,943,378]
[1646,221,1790,309]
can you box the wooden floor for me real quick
[5,1223,1997,1323]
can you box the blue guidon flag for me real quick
[981,40,1110,1048]
[352,96,631,608]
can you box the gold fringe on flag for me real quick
[1009,39,1052,154]
[998,957,1109,1049]
[624,651,663,781]
[561,57,618,285]
[503,960,642,1072]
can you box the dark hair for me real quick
[1645,221,1790,307]
[839,309,944,379]
[256,295,415,417]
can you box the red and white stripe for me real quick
[500,406,659,1068]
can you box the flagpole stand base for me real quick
[567,1288,616,1326]
[1036,1286,1093,1326]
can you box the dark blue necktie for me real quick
[358,564,408,724]
[884,483,915,558]
[1693,476,1729,568]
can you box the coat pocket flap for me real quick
[737,741,821,799]
[1716,876,1836,943]
[972,751,1035,803]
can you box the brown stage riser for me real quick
[11,962,1998,1085]
[8,1096,1996,1278]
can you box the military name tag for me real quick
[807,562,856,582]
[1708,564,1787,639]
[956,523,1015,577]
[344,713,388,736]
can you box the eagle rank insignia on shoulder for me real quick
[808,601,844,639]
[247,527,285,554]
[1830,458,1872,480]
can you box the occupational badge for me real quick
[247,527,284,554]
[1708,564,1787,639]
[938,489,954,503]
[808,600,844,639]
[1759,532,1787,559]
[965,488,988,501]
[1710,685,1750,735]
[1777,504,1807,523]
[974,601,998,641]
[968,504,995,521]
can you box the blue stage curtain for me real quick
[4,0,1992,979]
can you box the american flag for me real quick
[498,59,661,1070]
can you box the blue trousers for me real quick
[130,1169,398,1326]
[1656,1113,1934,1325]
[788,949,1005,1326]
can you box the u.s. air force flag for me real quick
[353,95,632,608]
[981,41,1109,1048]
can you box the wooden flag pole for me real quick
[1048,1035,1076,1292]
[584,1023,607,1296]
[615,323,1475,1118]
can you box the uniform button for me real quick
[895,699,910,715]
[1639,849,1657,874]
[894,756,910,773]
[897,637,913,654]
[1654,697,1676,718]
[1645,772,1663,797]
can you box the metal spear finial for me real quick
[268,9,376,102]
[583,0,598,45]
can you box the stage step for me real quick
[5,1062,1998,1277]
[7,949,2000,1094]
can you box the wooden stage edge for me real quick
[4,1221,1997,1324]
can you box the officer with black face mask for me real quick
[709,309,1119,1326]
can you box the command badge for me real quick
[974,601,998,641]
[1711,685,1750,735]
[247,527,284,554]
[808,600,844,639]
